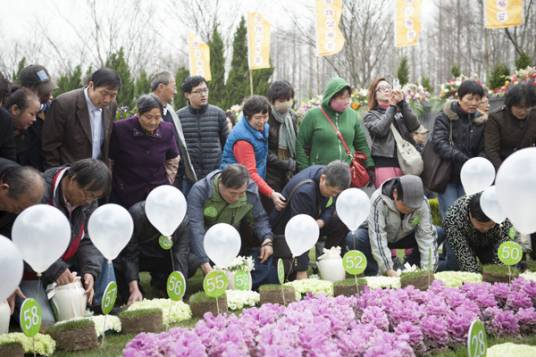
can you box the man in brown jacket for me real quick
[485,83,536,170]
[42,68,120,168]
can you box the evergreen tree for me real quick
[53,65,82,97]
[421,77,433,93]
[12,57,27,82]
[84,66,94,84]
[488,64,510,90]
[397,57,409,86]
[515,52,533,70]
[134,70,151,99]
[451,65,461,78]
[174,67,190,109]
[208,26,226,108]
[105,48,135,108]
[224,17,249,110]
[252,67,273,97]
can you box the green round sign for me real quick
[203,270,228,298]
[166,271,186,301]
[343,250,367,275]
[277,258,285,284]
[19,298,42,337]
[467,319,487,357]
[234,271,252,291]
[102,281,118,315]
[498,241,523,266]
[159,235,173,250]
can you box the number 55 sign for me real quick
[203,270,228,298]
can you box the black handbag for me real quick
[421,121,452,193]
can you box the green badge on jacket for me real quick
[410,215,421,226]
[204,206,218,218]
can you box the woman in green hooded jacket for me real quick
[296,77,374,180]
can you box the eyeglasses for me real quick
[376,85,392,93]
[191,88,209,95]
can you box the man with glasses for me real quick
[42,68,121,168]
[346,175,440,276]
[177,76,229,196]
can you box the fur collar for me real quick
[442,100,488,125]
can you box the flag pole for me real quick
[249,69,254,96]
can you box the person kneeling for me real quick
[346,175,441,277]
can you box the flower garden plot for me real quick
[123,277,536,356]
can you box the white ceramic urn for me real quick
[0,300,10,334]
[50,278,87,321]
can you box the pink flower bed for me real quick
[124,278,536,356]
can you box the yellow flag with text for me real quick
[395,0,422,48]
[188,32,211,81]
[484,0,524,29]
[315,0,345,57]
[247,12,271,70]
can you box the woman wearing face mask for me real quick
[363,78,420,188]
[485,82,536,171]
[261,81,298,213]
[220,95,287,211]
[432,80,487,219]
[296,77,373,175]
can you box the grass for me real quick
[188,291,216,304]
[47,318,94,335]
[333,278,367,287]
[118,308,162,320]
[258,284,294,293]
[482,264,520,276]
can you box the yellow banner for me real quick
[484,0,524,29]
[315,0,345,57]
[247,12,272,70]
[188,32,211,81]
[395,0,422,48]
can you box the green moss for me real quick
[0,341,23,348]
[483,264,519,276]
[189,291,220,304]
[259,284,294,293]
[400,270,432,282]
[333,278,367,287]
[47,318,95,335]
[119,308,162,320]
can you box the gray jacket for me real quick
[363,101,419,159]
[368,179,437,274]
[166,104,197,182]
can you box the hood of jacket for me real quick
[321,77,352,112]
[442,100,487,125]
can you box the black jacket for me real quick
[265,110,297,192]
[432,101,487,183]
[115,201,190,283]
[0,158,19,237]
[270,165,333,235]
[177,104,229,180]
[0,108,16,162]
[40,167,104,283]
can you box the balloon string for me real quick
[508,266,511,285]
[33,336,36,357]
[101,314,107,346]
[285,257,296,283]
[169,249,175,273]
[281,286,287,306]
[216,296,220,315]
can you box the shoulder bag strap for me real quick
[319,107,351,156]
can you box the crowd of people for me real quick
[1,64,535,327]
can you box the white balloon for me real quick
[0,236,24,301]
[204,223,241,268]
[12,204,71,273]
[496,148,536,234]
[285,214,319,257]
[336,188,371,231]
[145,185,187,236]
[88,204,133,261]
[460,157,495,195]
[479,186,506,224]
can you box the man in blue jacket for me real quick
[270,160,351,279]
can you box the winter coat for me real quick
[41,166,104,283]
[368,178,437,274]
[265,110,297,192]
[115,201,190,283]
[220,116,269,178]
[484,106,536,170]
[363,102,420,166]
[177,104,229,180]
[444,195,511,272]
[187,169,272,264]
[431,101,487,183]
[296,77,373,170]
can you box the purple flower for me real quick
[361,306,390,331]
[421,315,450,347]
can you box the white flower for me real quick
[225,290,260,310]
[127,298,192,326]
[54,315,122,337]
[433,271,482,288]
[364,276,401,289]
[215,256,255,272]
[284,278,333,297]
[487,342,536,357]
[520,271,536,282]
[0,333,55,356]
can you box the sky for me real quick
[0,0,438,74]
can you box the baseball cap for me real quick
[398,175,424,209]
[19,65,54,93]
